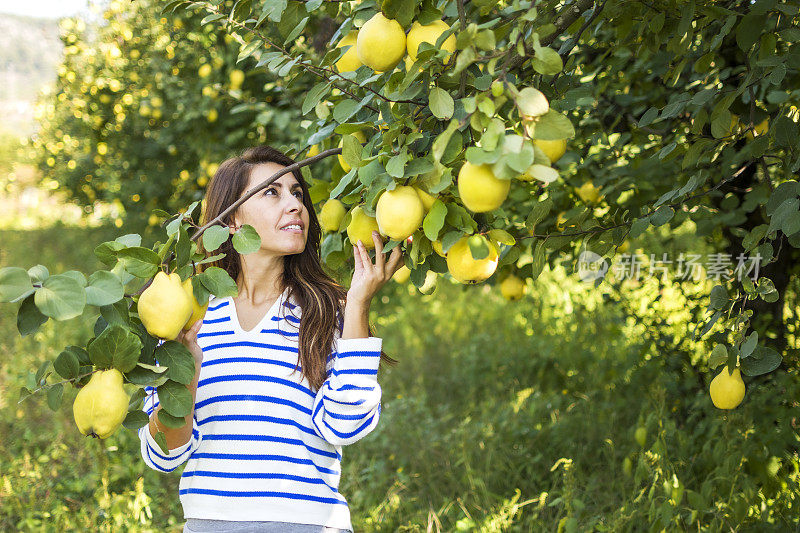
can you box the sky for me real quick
[0,0,93,19]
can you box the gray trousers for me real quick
[183,519,353,533]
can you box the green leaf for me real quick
[54,347,80,380]
[342,133,363,171]
[283,16,308,45]
[695,309,722,339]
[467,234,490,260]
[638,107,659,127]
[432,120,458,163]
[27,265,49,283]
[526,198,553,228]
[117,247,161,278]
[530,240,546,281]
[629,217,651,239]
[175,223,192,271]
[532,47,562,75]
[17,293,48,337]
[530,110,574,140]
[202,225,230,253]
[709,285,729,310]
[386,148,410,178]
[488,229,515,246]
[232,224,261,255]
[331,168,358,199]
[154,341,197,385]
[302,82,332,116]
[85,271,125,307]
[736,14,767,51]
[156,379,193,418]
[122,410,150,433]
[740,345,782,376]
[0,267,34,303]
[711,110,734,139]
[708,344,728,368]
[88,324,142,372]
[650,205,674,227]
[198,266,239,298]
[741,331,758,358]
[34,274,86,321]
[429,87,455,120]
[381,0,417,28]
[47,383,64,411]
[258,0,288,24]
[157,409,189,430]
[767,198,799,234]
[743,224,768,252]
[333,99,359,124]
[422,200,447,241]
[100,298,131,328]
[501,135,535,174]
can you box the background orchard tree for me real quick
[164,0,798,377]
[1,0,800,530]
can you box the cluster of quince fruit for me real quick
[335,13,457,74]
[138,271,209,341]
[319,186,504,285]
[72,271,209,441]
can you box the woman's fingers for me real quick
[372,231,385,271]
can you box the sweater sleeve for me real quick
[310,332,383,446]
[137,346,203,472]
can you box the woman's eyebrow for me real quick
[270,182,302,189]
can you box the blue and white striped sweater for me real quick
[137,288,382,530]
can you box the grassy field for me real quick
[1,222,798,532]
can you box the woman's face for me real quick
[230,162,310,256]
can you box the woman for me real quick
[138,145,404,533]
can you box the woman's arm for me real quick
[341,294,370,340]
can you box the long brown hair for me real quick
[198,145,397,392]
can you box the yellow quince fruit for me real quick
[446,234,499,284]
[338,130,367,172]
[617,240,630,253]
[138,271,193,340]
[392,264,411,283]
[575,181,602,204]
[198,63,212,78]
[356,13,406,72]
[745,117,769,140]
[458,161,511,213]
[229,69,245,89]
[534,138,567,164]
[206,109,218,123]
[412,186,437,212]
[710,367,745,409]
[73,369,130,439]
[499,274,526,301]
[346,205,381,249]
[307,144,320,158]
[182,277,209,331]
[376,185,425,241]
[335,31,362,73]
[406,20,456,64]
[432,240,445,257]
[634,426,647,447]
[319,199,347,232]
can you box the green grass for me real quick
[1,223,798,532]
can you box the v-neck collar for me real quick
[227,287,289,335]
